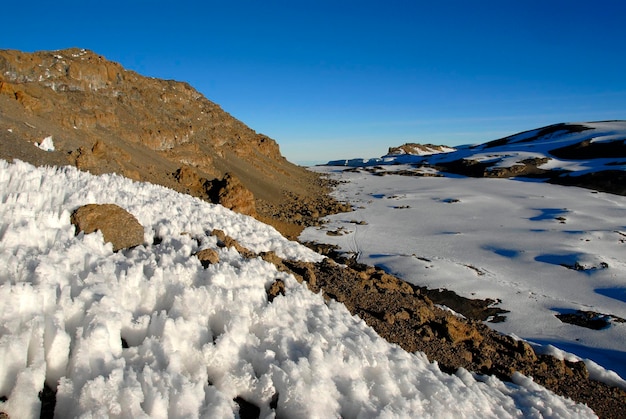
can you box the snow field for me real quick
[0,160,595,417]
[302,165,626,385]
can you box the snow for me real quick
[35,136,55,152]
[0,160,596,418]
[301,164,626,387]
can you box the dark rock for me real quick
[38,384,56,419]
[267,279,286,302]
[556,310,625,330]
[234,397,260,419]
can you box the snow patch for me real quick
[35,136,55,152]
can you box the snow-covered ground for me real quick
[301,164,626,387]
[0,160,597,418]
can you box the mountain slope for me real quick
[0,48,342,238]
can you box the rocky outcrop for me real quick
[207,173,257,217]
[387,143,456,156]
[70,204,144,251]
[172,167,257,217]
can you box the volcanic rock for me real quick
[387,143,456,156]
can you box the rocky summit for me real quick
[0,48,344,238]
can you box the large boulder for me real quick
[70,204,144,251]
[207,173,257,217]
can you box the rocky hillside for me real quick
[430,121,626,195]
[0,48,345,238]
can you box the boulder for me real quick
[207,173,257,217]
[70,204,144,251]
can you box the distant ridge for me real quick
[327,121,626,196]
[386,143,456,156]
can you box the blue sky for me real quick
[2,1,626,164]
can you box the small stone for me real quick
[267,279,286,302]
[395,310,411,321]
[196,248,219,267]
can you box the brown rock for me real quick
[71,140,131,175]
[282,260,317,287]
[441,316,484,347]
[211,229,256,258]
[174,165,209,197]
[267,279,286,302]
[70,204,144,251]
[196,248,219,267]
[384,310,411,325]
[259,251,284,266]
[515,340,538,362]
[207,173,257,217]
[395,309,411,321]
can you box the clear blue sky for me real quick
[2,1,626,164]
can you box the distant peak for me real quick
[386,143,456,156]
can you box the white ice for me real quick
[35,136,55,152]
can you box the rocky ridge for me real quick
[365,121,626,196]
[386,143,456,156]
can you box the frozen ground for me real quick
[301,164,626,386]
[0,160,597,417]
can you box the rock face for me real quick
[0,48,341,238]
[70,204,144,251]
